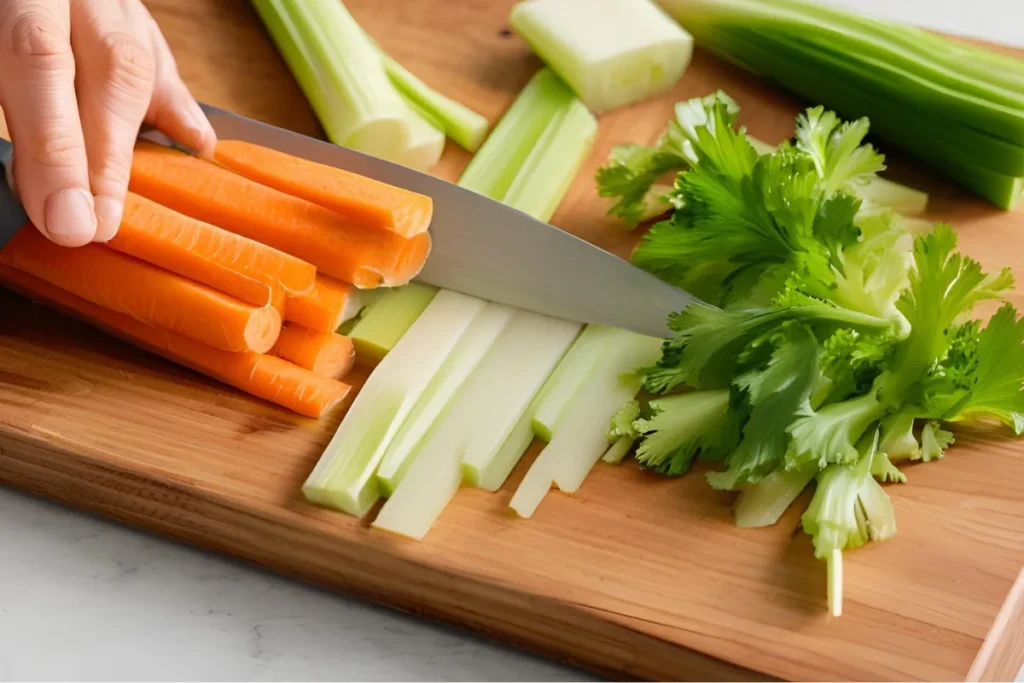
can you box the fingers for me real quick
[71,0,155,242]
[123,0,216,159]
[0,0,97,246]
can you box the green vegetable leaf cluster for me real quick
[601,92,1024,615]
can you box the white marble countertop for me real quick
[1,3,1022,681]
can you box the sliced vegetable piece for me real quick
[374,309,580,539]
[510,0,694,113]
[0,228,281,354]
[302,291,485,516]
[0,266,348,418]
[733,465,817,528]
[284,275,362,333]
[348,282,439,361]
[458,68,577,198]
[213,139,434,238]
[501,96,597,222]
[130,141,431,287]
[399,106,446,171]
[601,437,634,464]
[111,192,315,301]
[252,0,410,160]
[376,304,515,496]
[510,330,663,517]
[532,324,612,442]
[854,175,929,216]
[271,325,355,379]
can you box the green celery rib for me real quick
[348,283,439,362]
[458,68,578,198]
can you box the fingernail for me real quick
[44,189,97,247]
[92,196,124,243]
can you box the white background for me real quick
[1,2,1022,681]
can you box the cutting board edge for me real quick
[0,426,769,683]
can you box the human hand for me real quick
[0,0,216,247]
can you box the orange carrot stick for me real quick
[271,325,355,380]
[0,266,349,418]
[284,275,361,333]
[0,228,281,354]
[109,192,316,300]
[130,142,432,288]
[214,139,433,238]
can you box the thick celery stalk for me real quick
[510,0,694,113]
[501,97,598,222]
[380,52,490,153]
[510,330,663,518]
[400,104,446,172]
[259,0,411,161]
[348,283,438,361]
[458,68,578,198]
[375,304,515,495]
[602,437,634,464]
[374,309,580,539]
[302,291,484,516]
[657,0,1024,208]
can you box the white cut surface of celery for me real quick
[373,309,580,539]
[509,0,694,113]
[397,103,446,172]
[510,330,662,518]
[302,291,485,516]
[375,304,515,495]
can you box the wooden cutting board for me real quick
[1,1,1022,680]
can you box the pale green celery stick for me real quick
[532,325,615,442]
[501,97,597,222]
[636,182,674,224]
[828,549,843,617]
[348,283,438,361]
[303,291,484,516]
[855,175,929,215]
[602,437,634,464]
[475,409,536,491]
[374,308,580,539]
[260,0,410,161]
[458,68,577,198]
[377,49,490,152]
[733,466,817,528]
[510,0,694,113]
[375,305,514,496]
[510,330,663,518]
[399,102,446,171]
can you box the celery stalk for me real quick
[373,309,580,539]
[602,437,634,464]
[399,104,446,172]
[348,283,438,362]
[828,549,843,617]
[510,0,694,113]
[474,409,535,491]
[733,466,817,528]
[458,68,577,198]
[501,97,597,222]
[375,304,515,496]
[379,51,490,152]
[302,291,485,516]
[510,330,662,518]
[260,0,411,161]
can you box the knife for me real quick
[0,105,695,337]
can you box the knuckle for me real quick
[30,130,84,170]
[6,12,73,68]
[102,32,155,96]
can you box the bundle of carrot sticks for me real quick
[0,140,433,418]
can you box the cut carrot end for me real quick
[283,275,357,332]
[384,231,432,287]
[214,139,434,237]
[271,324,355,380]
[0,265,349,418]
[245,305,284,354]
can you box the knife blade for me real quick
[0,106,697,337]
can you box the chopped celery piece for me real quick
[348,283,438,361]
[828,549,843,617]
[378,50,490,152]
[733,465,817,528]
[601,437,634,464]
[374,309,580,539]
[256,0,410,161]
[475,409,535,492]
[532,325,615,442]
[501,97,597,222]
[375,304,515,496]
[510,0,694,113]
[302,291,485,516]
[854,175,928,216]
[510,330,663,518]
[399,103,446,171]
[458,68,577,198]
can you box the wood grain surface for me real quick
[1,1,1023,680]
